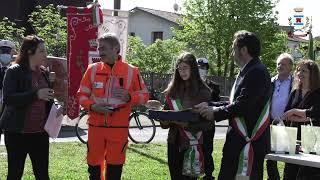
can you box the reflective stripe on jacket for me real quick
[77,58,149,141]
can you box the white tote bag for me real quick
[301,118,319,154]
[44,103,63,138]
[270,120,298,154]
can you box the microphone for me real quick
[49,72,56,89]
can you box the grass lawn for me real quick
[0,139,284,179]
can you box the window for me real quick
[152,32,163,43]
[129,32,135,36]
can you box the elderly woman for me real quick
[0,35,54,180]
[283,59,320,180]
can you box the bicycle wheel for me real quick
[128,112,156,144]
[75,111,89,144]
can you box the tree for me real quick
[126,36,187,73]
[28,4,67,57]
[0,17,25,48]
[174,0,283,77]
[308,31,314,60]
[261,31,288,75]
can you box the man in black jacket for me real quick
[197,57,220,180]
[195,30,271,180]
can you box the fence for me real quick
[141,72,235,103]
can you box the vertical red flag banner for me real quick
[66,6,102,119]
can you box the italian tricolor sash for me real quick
[166,96,205,177]
[233,100,270,177]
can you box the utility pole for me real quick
[308,17,314,60]
[114,0,121,16]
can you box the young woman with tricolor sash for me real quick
[159,52,214,179]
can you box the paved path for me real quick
[0,116,228,145]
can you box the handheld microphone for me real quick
[49,72,56,89]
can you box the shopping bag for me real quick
[235,175,250,180]
[314,127,320,155]
[301,118,318,154]
[44,103,64,138]
[182,145,205,177]
[270,120,297,154]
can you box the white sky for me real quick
[99,0,320,37]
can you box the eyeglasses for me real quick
[0,47,12,54]
[177,66,190,72]
[197,59,207,63]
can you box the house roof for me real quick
[288,36,308,43]
[314,36,320,41]
[130,7,182,24]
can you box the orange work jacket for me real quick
[77,58,149,141]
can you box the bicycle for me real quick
[75,108,156,144]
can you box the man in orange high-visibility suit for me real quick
[77,33,149,180]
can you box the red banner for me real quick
[66,7,101,119]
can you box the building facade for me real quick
[128,7,181,46]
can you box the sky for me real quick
[99,0,320,37]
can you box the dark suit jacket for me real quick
[214,58,272,160]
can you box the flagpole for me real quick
[308,16,314,60]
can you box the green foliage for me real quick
[174,0,283,77]
[261,31,288,75]
[0,17,25,49]
[0,141,285,179]
[29,4,67,57]
[126,36,187,73]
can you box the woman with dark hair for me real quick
[160,52,213,179]
[0,35,54,180]
[282,59,320,180]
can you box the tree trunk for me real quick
[223,60,228,78]
[229,60,235,77]
[216,47,222,76]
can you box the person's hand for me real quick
[288,115,309,123]
[90,104,115,114]
[145,100,163,110]
[198,106,216,121]
[112,88,131,102]
[194,102,219,121]
[37,88,54,101]
[193,102,209,112]
[284,109,307,120]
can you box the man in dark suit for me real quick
[195,30,272,180]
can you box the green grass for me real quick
[0,140,284,179]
